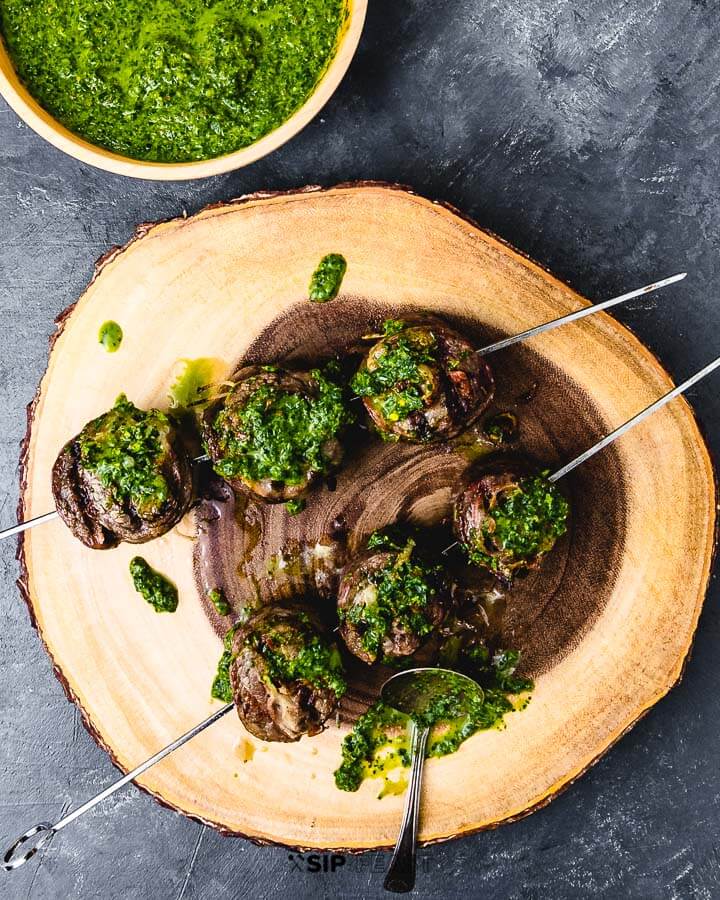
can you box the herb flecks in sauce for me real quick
[78,394,171,516]
[466,472,569,573]
[98,321,123,353]
[341,533,444,662]
[352,321,438,429]
[208,366,350,487]
[250,612,347,698]
[309,253,347,302]
[208,588,231,616]
[211,615,347,702]
[130,557,178,613]
[0,0,347,163]
[285,498,306,516]
[334,653,533,794]
[211,623,241,701]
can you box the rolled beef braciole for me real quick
[454,460,570,582]
[52,394,193,549]
[351,318,494,443]
[202,365,349,504]
[337,533,449,665]
[229,605,346,742]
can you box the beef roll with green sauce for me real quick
[351,318,494,443]
[454,461,570,582]
[337,533,449,665]
[52,394,193,550]
[229,605,346,742]
[202,365,350,504]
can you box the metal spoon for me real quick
[381,667,481,893]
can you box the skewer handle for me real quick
[2,702,234,871]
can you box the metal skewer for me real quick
[0,276,686,544]
[443,349,720,555]
[0,453,210,543]
[476,271,686,357]
[2,702,234,871]
[548,353,720,482]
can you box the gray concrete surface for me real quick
[2,1,720,897]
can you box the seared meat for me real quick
[230,605,345,742]
[454,459,570,582]
[352,320,494,443]
[52,394,192,550]
[337,535,449,665]
[202,365,348,503]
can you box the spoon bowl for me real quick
[381,667,482,718]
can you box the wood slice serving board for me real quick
[18,184,716,850]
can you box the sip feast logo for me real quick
[287,853,346,873]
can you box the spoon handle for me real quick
[384,723,430,893]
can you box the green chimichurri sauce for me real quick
[130,557,178,612]
[342,532,444,662]
[251,612,347,698]
[309,253,347,302]
[352,320,439,427]
[169,358,224,413]
[0,0,347,163]
[98,321,123,353]
[208,365,351,487]
[334,651,533,795]
[466,472,569,573]
[208,588,231,616]
[211,623,241,701]
[78,394,171,516]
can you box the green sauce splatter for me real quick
[208,588,231,616]
[169,358,222,413]
[0,0,348,162]
[285,498,306,516]
[129,557,178,613]
[98,321,123,353]
[309,253,347,302]
[78,394,171,516]
[334,651,533,794]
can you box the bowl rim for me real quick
[0,0,367,181]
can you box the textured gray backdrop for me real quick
[1,1,719,898]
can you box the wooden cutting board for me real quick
[18,184,716,850]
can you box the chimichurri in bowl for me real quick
[0,0,366,178]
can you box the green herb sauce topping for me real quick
[210,615,347,702]
[334,651,532,794]
[308,253,347,302]
[211,623,242,702]
[352,321,438,426]
[78,394,171,515]
[466,472,569,572]
[250,612,347,698]
[129,557,178,613]
[0,0,347,163]
[98,321,123,353]
[208,367,350,486]
[342,533,444,661]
